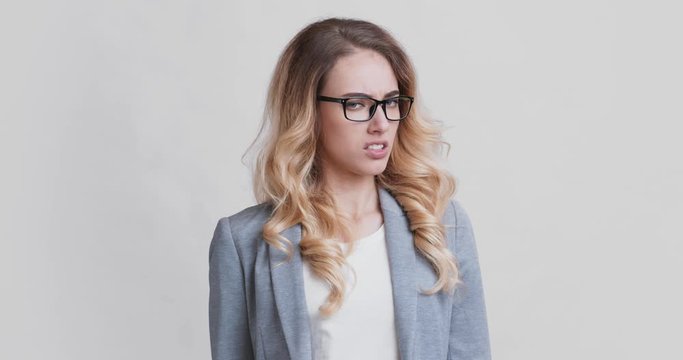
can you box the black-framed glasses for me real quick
[317,94,414,122]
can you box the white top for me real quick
[302,224,399,360]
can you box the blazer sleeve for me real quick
[208,217,255,360]
[448,200,492,360]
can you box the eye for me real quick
[384,98,399,107]
[345,100,366,110]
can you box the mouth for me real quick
[363,141,388,150]
[364,141,389,159]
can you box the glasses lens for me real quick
[385,97,412,120]
[344,98,376,121]
[343,96,413,121]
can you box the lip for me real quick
[364,141,389,159]
[363,141,388,150]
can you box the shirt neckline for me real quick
[342,223,385,246]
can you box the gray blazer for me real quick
[209,186,491,360]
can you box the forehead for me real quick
[322,48,398,97]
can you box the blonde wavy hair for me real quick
[243,17,461,317]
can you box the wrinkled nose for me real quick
[368,105,390,133]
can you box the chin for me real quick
[363,162,389,176]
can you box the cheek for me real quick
[320,114,352,152]
[389,124,400,143]
[320,124,365,160]
[319,107,344,134]
[324,124,356,153]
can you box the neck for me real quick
[322,174,380,221]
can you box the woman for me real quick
[209,17,491,360]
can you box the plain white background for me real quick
[1,0,681,359]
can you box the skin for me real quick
[316,48,401,242]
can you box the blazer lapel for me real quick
[269,223,313,360]
[268,186,417,360]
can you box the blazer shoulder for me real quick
[449,199,473,230]
[226,201,273,230]
[214,201,273,254]
[442,198,468,227]
[447,198,480,260]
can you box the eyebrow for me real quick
[340,90,400,99]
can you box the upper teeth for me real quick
[368,144,384,150]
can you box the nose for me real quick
[367,105,390,133]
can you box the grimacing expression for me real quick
[317,49,400,180]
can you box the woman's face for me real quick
[317,48,400,182]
